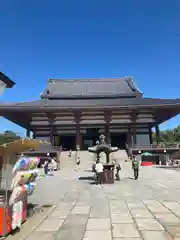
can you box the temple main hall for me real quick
[0,76,180,150]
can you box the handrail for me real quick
[130,143,180,149]
[52,146,62,150]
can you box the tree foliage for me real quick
[0,131,21,145]
[152,125,180,143]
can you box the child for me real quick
[115,164,121,181]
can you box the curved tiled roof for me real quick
[0,97,180,110]
[41,77,142,98]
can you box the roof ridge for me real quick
[48,77,133,83]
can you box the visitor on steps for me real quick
[76,157,80,170]
[115,164,121,181]
[68,149,72,157]
[132,155,139,180]
[95,160,104,184]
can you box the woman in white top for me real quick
[95,160,104,184]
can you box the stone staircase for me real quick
[111,150,128,164]
[59,151,76,168]
[78,151,95,168]
[60,150,128,169]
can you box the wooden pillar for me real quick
[26,128,30,138]
[104,124,111,144]
[74,112,81,149]
[76,124,80,149]
[132,128,136,148]
[50,126,56,146]
[131,111,137,148]
[104,110,112,145]
[127,127,132,148]
[32,132,36,139]
[25,114,32,138]
[149,126,153,144]
[53,128,57,146]
[155,125,160,144]
[50,124,53,145]
[54,134,60,146]
[48,114,56,146]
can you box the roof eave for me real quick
[0,102,180,112]
[0,72,15,88]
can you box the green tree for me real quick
[0,131,21,145]
[153,125,180,143]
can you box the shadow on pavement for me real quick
[128,177,134,180]
[84,169,93,173]
[78,176,94,181]
[78,176,98,185]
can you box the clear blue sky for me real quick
[0,0,180,136]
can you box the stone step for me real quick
[60,150,128,169]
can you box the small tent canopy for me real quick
[0,139,40,189]
[141,152,153,156]
[0,139,40,166]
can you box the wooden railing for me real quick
[52,146,62,150]
[131,143,180,149]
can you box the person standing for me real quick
[68,149,72,158]
[43,160,49,175]
[95,160,104,184]
[50,158,57,172]
[115,164,121,181]
[76,157,80,170]
[132,155,139,180]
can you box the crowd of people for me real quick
[91,155,140,184]
[42,157,58,175]
[42,149,140,182]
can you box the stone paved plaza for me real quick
[16,151,180,239]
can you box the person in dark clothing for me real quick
[44,160,49,175]
[132,156,139,180]
[97,171,103,184]
[68,149,72,157]
[115,164,121,181]
[76,157,80,170]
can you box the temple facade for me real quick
[0,77,180,150]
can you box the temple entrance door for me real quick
[60,135,76,151]
[111,133,127,149]
[82,128,99,150]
